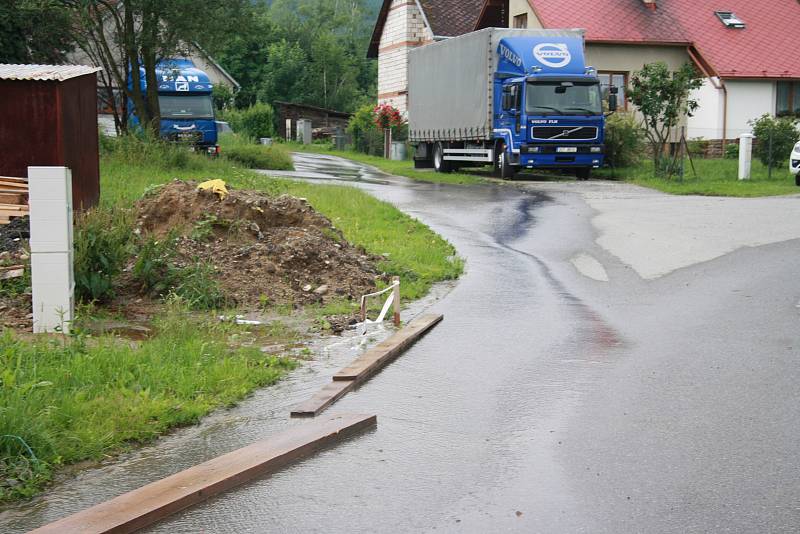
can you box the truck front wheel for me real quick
[433,143,451,173]
[494,142,516,180]
[576,168,591,180]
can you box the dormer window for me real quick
[715,11,745,28]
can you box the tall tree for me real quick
[0,0,73,63]
[628,62,702,175]
[68,0,249,135]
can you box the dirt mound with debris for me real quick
[134,180,381,308]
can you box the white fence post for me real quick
[28,166,74,334]
[738,133,753,180]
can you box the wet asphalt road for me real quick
[4,154,800,533]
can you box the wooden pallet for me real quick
[0,176,28,225]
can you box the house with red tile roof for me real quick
[479,0,800,144]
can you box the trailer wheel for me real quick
[576,168,591,181]
[433,143,451,173]
[494,142,515,180]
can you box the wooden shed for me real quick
[0,64,101,211]
[275,101,352,141]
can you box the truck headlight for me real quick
[590,146,602,153]
[528,146,541,153]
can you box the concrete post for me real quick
[297,119,312,145]
[738,133,753,180]
[28,167,74,333]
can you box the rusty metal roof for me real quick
[0,64,101,82]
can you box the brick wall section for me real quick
[377,0,433,116]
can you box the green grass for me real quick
[0,307,297,502]
[287,141,486,185]
[595,158,799,197]
[219,133,294,171]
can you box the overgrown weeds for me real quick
[73,207,133,302]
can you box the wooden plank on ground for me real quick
[333,313,443,382]
[0,210,27,219]
[30,413,377,534]
[290,380,356,418]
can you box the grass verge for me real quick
[595,158,799,197]
[0,305,297,502]
[219,133,294,171]
[286,141,487,185]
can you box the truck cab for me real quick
[128,59,219,155]
[493,37,614,179]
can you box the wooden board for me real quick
[0,210,28,218]
[0,193,24,204]
[0,181,28,190]
[334,314,443,382]
[30,413,377,534]
[291,314,443,418]
[290,380,356,418]
[0,176,27,183]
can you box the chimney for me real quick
[642,0,657,9]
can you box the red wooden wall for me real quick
[0,73,100,210]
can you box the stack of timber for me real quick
[0,176,29,224]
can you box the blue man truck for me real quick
[409,28,617,179]
[129,58,219,155]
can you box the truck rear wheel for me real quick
[433,143,451,173]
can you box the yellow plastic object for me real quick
[197,179,228,199]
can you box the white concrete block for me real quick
[31,252,75,334]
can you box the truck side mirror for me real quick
[608,93,618,112]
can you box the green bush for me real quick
[74,208,132,303]
[226,102,275,139]
[347,104,382,156]
[724,143,739,159]
[749,114,799,167]
[604,112,646,168]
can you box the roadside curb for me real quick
[291,313,443,417]
[31,413,377,534]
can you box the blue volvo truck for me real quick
[129,58,219,155]
[408,28,616,179]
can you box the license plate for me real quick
[557,147,578,153]
[177,132,198,140]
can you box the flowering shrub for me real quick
[373,104,403,129]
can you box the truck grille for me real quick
[531,126,598,141]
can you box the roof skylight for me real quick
[715,11,745,29]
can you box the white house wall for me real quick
[377,0,433,115]
[725,80,775,138]
[687,78,723,140]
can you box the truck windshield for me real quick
[525,82,602,116]
[159,95,214,119]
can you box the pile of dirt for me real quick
[133,180,382,310]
